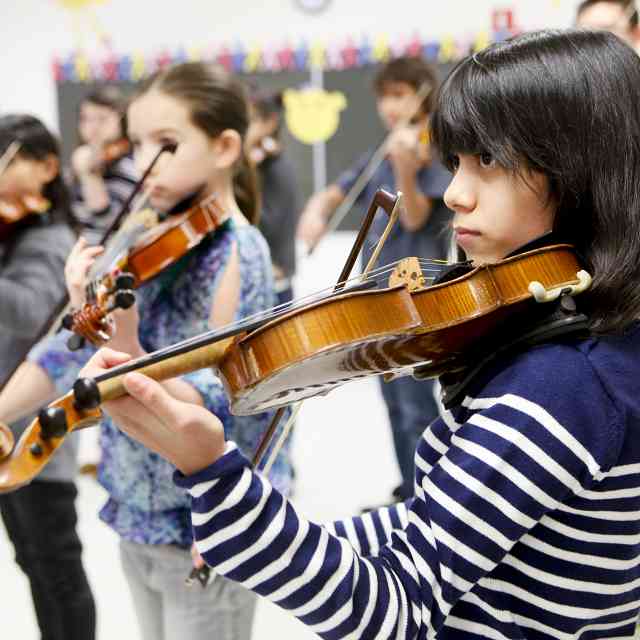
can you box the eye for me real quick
[479,152,496,168]
[159,137,177,151]
[448,154,460,172]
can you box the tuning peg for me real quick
[112,290,136,311]
[61,313,75,331]
[67,334,86,351]
[38,407,68,440]
[73,377,101,411]
[114,272,136,291]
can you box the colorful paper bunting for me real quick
[52,27,519,83]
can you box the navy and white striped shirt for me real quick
[176,324,640,639]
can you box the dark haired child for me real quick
[0,114,95,640]
[298,54,452,502]
[71,86,137,244]
[246,88,302,305]
[576,0,640,47]
[89,30,640,639]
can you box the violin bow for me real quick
[306,80,432,255]
[0,144,174,393]
[0,141,21,177]
[252,189,404,471]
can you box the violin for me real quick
[63,193,231,348]
[0,193,50,239]
[101,138,130,165]
[0,233,591,492]
[74,138,131,177]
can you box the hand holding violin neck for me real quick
[74,336,238,409]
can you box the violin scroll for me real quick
[63,272,137,349]
[0,393,103,494]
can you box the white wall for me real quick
[1,0,581,132]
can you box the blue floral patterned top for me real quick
[29,222,292,547]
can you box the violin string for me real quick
[93,258,457,382]
[92,266,400,379]
[85,186,155,297]
[96,256,456,381]
[146,254,452,356]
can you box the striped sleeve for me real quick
[325,504,410,557]
[175,347,624,639]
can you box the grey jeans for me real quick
[119,539,257,640]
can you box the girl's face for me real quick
[127,89,241,213]
[444,153,556,265]
[0,155,58,199]
[78,102,121,146]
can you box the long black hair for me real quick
[0,114,73,227]
[431,29,640,334]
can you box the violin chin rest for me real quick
[0,421,14,461]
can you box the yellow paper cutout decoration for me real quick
[131,52,146,81]
[55,0,111,50]
[439,36,456,63]
[284,88,347,145]
[372,35,390,62]
[473,30,491,53]
[187,47,202,62]
[55,0,107,7]
[309,42,325,70]
[244,45,262,72]
[75,52,91,81]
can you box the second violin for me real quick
[63,193,231,347]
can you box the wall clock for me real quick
[294,0,332,13]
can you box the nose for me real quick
[444,171,476,214]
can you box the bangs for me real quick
[430,54,528,173]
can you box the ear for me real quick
[211,129,242,170]
[39,153,60,184]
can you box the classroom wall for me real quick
[1,0,582,133]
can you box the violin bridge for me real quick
[123,209,159,230]
[388,257,426,292]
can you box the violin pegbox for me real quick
[62,271,137,350]
[388,257,427,292]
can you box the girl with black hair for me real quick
[82,30,640,638]
[0,114,95,640]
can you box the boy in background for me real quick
[297,56,452,502]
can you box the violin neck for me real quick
[97,336,236,403]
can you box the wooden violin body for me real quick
[217,244,588,414]
[101,138,130,165]
[0,194,50,239]
[0,243,590,493]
